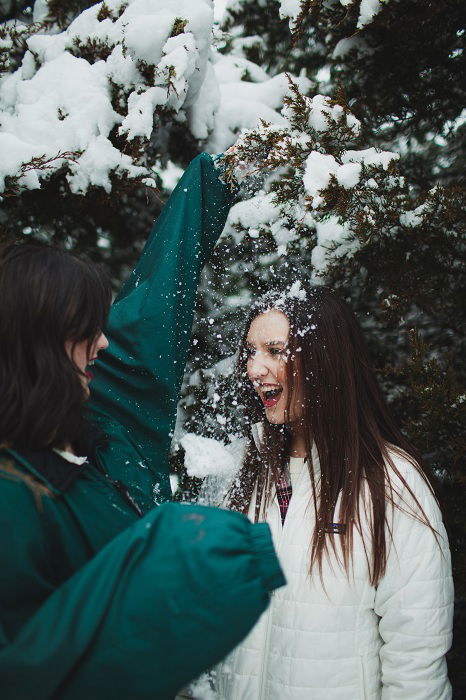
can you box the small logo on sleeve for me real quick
[324,522,347,535]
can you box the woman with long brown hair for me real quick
[214,282,453,700]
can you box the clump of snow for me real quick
[357,0,386,29]
[341,147,399,170]
[281,93,361,137]
[206,62,311,152]
[157,159,184,192]
[333,36,365,59]
[221,189,296,254]
[399,201,427,228]
[303,152,361,207]
[226,192,278,234]
[337,162,362,187]
[188,61,221,141]
[179,431,246,508]
[311,215,357,276]
[280,0,388,33]
[210,53,269,84]
[303,152,338,206]
[288,280,307,300]
[278,0,302,30]
[181,433,237,479]
[32,0,49,22]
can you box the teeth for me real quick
[264,388,282,400]
[88,360,95,366]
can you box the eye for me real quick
[269,347,284,356]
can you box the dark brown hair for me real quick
[229,284,438,585]
[0,242,112,451]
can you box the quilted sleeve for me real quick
[0,499,285,700]
[374,463,454,700]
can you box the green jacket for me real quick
[0,154,285,699]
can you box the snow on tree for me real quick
[0,0,308,195]
[0,0,308,277]
[279,0,389,32]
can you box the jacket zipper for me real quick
[258,491,285,699]
[105,475,144,517]
[257,460,307,699]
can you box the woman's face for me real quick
[246,309,303,425]
[65,331,109,397]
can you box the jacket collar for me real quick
[2,446,86,494]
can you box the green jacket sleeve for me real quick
[0,500,284,700]
[89,153,236,504]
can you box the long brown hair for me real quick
[228,284,439,586]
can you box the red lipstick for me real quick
[261,387,283,408]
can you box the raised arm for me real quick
[89,154,236,504]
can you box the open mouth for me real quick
[261,387,283,408]
[85,359,96,381]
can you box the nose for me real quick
[248,351,270,380]
[97,332,109,352]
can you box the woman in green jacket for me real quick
[0,153,285,700]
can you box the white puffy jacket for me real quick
[207,429,454,700]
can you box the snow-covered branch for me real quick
[0,0,310,197]
[220,79,406,276]
[279,0,389,33]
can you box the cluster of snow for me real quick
[222,190,296,258]
[311,216,356,274]
[356,0,387,29]
[181,432,237,479]
[399,200,428,228]
[221,89,400,274]
[224,192,278,238]
[282,93,361,137]
[205,57,311,152]
[1,0,216,193]
[303,152,361,207]
[279,0,387,31]
[180,431,246,507]
[287,279,307,300]
[302,147,398,207]
[341,147,399,170]
[278,0,302,30]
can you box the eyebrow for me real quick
[245,340,287,347]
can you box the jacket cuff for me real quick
[249,522,286,592]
